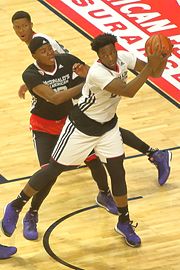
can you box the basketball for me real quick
[145,34,173,56]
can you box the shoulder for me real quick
[89,61,111,76]
[117,50,137,69]
[23,64,36,74]
[22,64,39,79]
[117,50,136,62]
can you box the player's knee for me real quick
[48,160,66,176]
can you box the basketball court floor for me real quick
[0,1,179,269]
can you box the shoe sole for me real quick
[0,250,17,260]
[166,150,172,169]
[114,225,141,248]
[168,150,172,165]
[95,198,119,215]
[0,219,11,237]
[0,205,14,237]
[159,151,172,185]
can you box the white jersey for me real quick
[32,33,69,54]
[78,51,137,123]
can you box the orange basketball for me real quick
[145,34,173,56]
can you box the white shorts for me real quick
[52,118,124,166]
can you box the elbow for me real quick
[53,100,61,105]
[118,92,135,98]
[125,92,135,98]
[128,93,135,98]
[52,98,62,105]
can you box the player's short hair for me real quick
[91,33,117,53]
[28,36,50,54]
[12,11,31,23]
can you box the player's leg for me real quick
[120,127,172,185]
[105,155,141,247]
[23,131,59,240]
[0,244,17,259]
[1,119,95,237]
[95,124,140,247]
[85,154,118,215]
[2,160,65,237]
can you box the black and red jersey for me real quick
[22,54,85,121]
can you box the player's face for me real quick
[13,18,33,43]
[34,44,55,66]
[98,44,118,70]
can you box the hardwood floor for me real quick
[0,1,179,269]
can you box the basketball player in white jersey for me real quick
[12,11,172,188]
[2,33,170,247]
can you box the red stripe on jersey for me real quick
[30,114,67,135]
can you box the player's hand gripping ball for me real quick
[145,34,173,57]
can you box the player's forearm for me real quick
[118,63,153,98]
[52,83,84,105]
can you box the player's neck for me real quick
[36,61,56,72]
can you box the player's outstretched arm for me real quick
[133,54,171,78]
[105,45,164,98]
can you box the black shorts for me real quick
[32,130,59,166]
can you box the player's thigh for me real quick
[52,119,97,166]
[95,123,124,160]
[32,130,59,166]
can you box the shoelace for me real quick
[106,194,116,205]
[127,221,138,234]
[24,214,38,229]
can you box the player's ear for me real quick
[31,22,33,29]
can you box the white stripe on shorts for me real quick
[52,119,124,166]
[52,121,75,161]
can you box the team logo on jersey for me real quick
[59,64,64,69]
[38,70,45,76]
[72,71,78,80]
